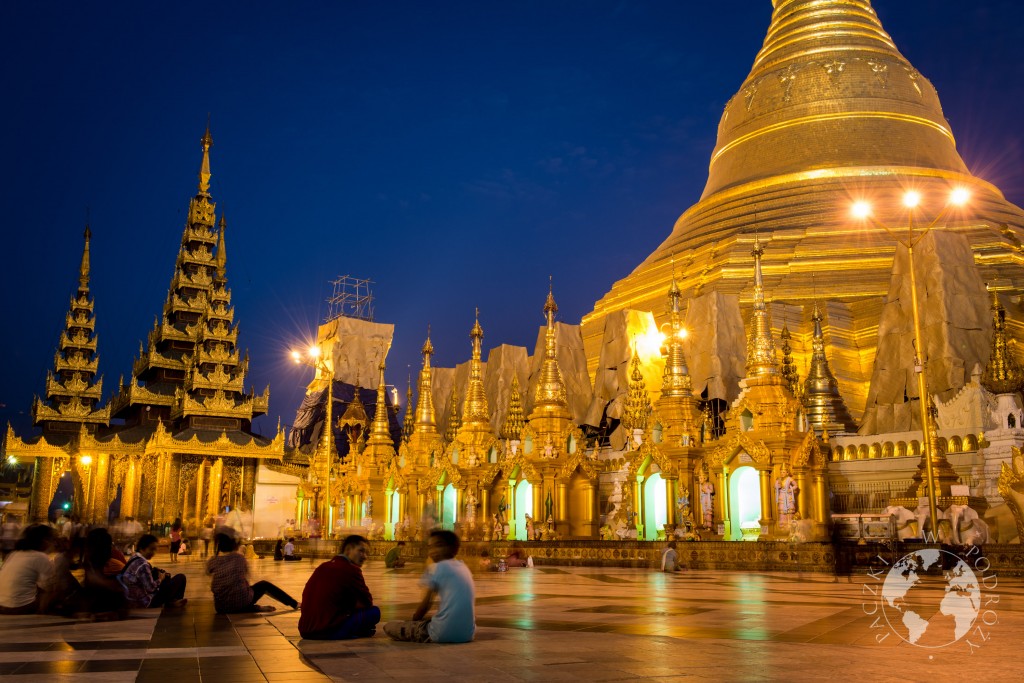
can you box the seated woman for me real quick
[81,528,128,620]
[0,524,55,614]
[273,540,284,562]
[207,534,300,614]
[41,537,83,616]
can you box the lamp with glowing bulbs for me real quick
[849,186,971,534]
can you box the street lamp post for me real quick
[292,344,335,539]
[851,187,970,537]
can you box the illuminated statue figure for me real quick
[775,464,799,525]
[496,495,507,525]
[492,513,503,541]
[698,467,715,530]
[525,513,536,541]
[465,491,478,523]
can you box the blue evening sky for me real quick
[2,1,1022,434]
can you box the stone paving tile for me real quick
[1,557,1021,681]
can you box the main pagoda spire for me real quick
[33,225,109,428]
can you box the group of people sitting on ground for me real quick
[0,524,188,618]
[272,537,301,561]
[3,523,477,645]
[298,530,475,644]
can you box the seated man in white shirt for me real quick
[283,537,301,561]
[0,524,56,614]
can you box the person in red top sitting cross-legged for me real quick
[298,534,380,640]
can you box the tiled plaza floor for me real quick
[0,552,1020,681]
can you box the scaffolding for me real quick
[325,275,375,323]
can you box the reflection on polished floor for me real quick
[0,554,1020,681]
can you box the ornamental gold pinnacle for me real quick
[981,289,1024,395]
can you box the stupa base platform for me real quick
[252,538,1024,575]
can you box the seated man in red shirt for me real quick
[298,535,380,640]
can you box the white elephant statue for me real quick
[882,505,919,540]
[913,502,948,542]
[945,504,990,546]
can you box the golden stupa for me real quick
[582,0,1024,422]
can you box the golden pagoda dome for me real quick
[583,0,1024,420]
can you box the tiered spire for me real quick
[621,345,651,433]
[779,324,800,395]
[981,289,1024,395]
[33,226,109,426]
[402,379,414,444]
[659,272,693,399]
[413,329,440,436]
[362,361,396,465]
[529,282,570,422]
[803,303,857,433]
[745,236,780,380]
[459,309,491,431]
[111,126,268,428]
[656,270,699,441]
[501,375,525,441]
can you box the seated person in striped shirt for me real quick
[207,533,299,613]
[120,534,188,609]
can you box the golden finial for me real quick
[215,214,227,276]
[544,276,558,318]
[79,224,92,290]
[804,300,857,432]
[421,325,434,360]
[981,286,1024,394]
[198,120,213,195]
[470,308,483,341]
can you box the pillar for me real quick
[193,462,206,529]
[717,468,729,538]
[480,487,491,528]
[813,472,828,525]
[796,470,811,520]
[207,458,224,520]
[665,478,678,526]
[90,454,111,526]
[506,480,516,540]
[583,479,596,538]
[758,468,775,536]
[30,458,54,522]
[633,477,644,537]
[556,480,567,529]
[122,456,140,519]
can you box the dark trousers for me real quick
[249,581,298,609]
[305,606,381,640]
[150,573,187,607]
[283,555,301,561]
